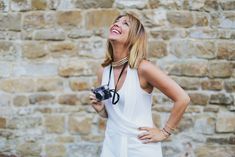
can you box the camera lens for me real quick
[95,91,104,101]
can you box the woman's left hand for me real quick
[137,127,168,144]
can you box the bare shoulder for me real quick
[138,59,161,75]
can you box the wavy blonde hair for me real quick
[101,13,148,69]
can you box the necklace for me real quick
[111,56,128,67]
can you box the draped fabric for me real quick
[100,65,163,157]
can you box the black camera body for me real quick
[92,85,112,101]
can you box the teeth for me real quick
[112,29,120,34]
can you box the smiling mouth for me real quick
[111,27,121,34]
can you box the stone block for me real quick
[16,142,41,157]
[219,12,235,29]
[167,11,193,28]
[58,59,100,77]
[73,0,114,8]
[44,115,65,133]
[115,0,148,9]
[7,117,42,129]
[0,41,18,61]
[22,41,48,59]
[201,79,223,91]
[224,79,235,92]
[48,41,77,57]
[216,111,235,133]
[0,78,35,93]
[188,28,218,39]
[162,59,208,77]
[0,13,21,31]
[170,76,200,90]
[36,77,64,92]
[55,136,75,143]
[33,29,66,41]
[208,61,233,78]
[68,113,92,135]
[169,40,216,59]
[0,117,6,128]
[29,94,55,105]
[0,93,11,106]
[22,12,56,30]
[11,0,31,11]
[56,11,82,28]
[31,0,47,10]
[85,9,119,30]
[148,40,167,58]
[194,12,209,26]
[209,93,233,105]
[150,29,187,40]
[188,92,209,106]
[217,41,235,60]
[45,144,66,157]
[194,115,215,134]
[0,62,12,77]
[69,77,96,91]
[13,95,29,107]
[207,136,235,144]
[58,94,80,106]
[220,0,235,10]
[195,145,235,157]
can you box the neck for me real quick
[111,42,129,62]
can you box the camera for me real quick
[92,85,112,101]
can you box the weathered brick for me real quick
[115,0,148,9]
[209,93,233,105]
[33,29,66,41]
[22,12,56,30]
[220,0,235,10]
[31,0,47,10]
[169,40,216,59]
[0,78,35,93]
[73,0,114,9]
[148,40,167,58]
[170,76,200,90]
[195,145,235,157]
[48,41,77,57]
[167,11,193,28]
[189,28,218,39]
[69,77,97,91]
[0,13,21,31]
[36,77,63,92]
[150,29,187,40]
[194,12,209,26]
[44,115,65,133]
[7,116,42,129]
[55,136,75,143]
[13,95,29,107]
[16,142,41,157]
[0,41,18,60]
[0,117,6,128]
[45,144,66,157]
[188,92,210,106]
[78,38,106,59]
[56,11,82,28]
[0,93,11,106]
[11,0,31,11]
[208,61,233,78]
[201,79,223,91]
[217,41,235,60]
[68,113,92,134]
[22,41,48,59]
[224,80,235,92]
[216,111,235,133]
[85,9,119,30]
[194,115,215,134]
[58,94,80,106]
[207,136,235,145]
[58,59,100,77]
[162,59,208,77]
[219,12,235,29]
[29,94,55,105]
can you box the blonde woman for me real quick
[89,13,190,157]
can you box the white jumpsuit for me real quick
[100,65,163,157]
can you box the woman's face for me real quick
[108,16,130,44]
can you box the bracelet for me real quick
[162,127,171,136]
[160,129,170,138]
[165,123,176,131]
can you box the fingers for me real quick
[138,127,166,144]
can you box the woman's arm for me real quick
[89,66,108,118]
[138,60,190,143]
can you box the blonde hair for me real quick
[101,13,148,69]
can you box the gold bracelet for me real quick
[165,123,176,132]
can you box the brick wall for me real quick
[0,0,235,157]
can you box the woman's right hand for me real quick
[89,92,105,112]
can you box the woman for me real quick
[89,13,190,157]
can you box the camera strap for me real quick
[108,62,128,105]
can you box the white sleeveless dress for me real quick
[100,65,163,157]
